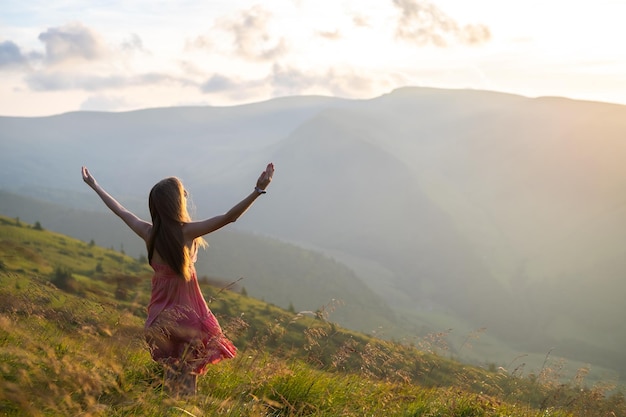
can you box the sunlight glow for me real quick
[0,0,625,115]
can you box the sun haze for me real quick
[1,0,625,116]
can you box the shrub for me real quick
[50,266,78,293]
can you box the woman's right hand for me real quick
[256,163,274,191]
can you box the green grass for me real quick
[0,215,624,416]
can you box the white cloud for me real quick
[1,0,625,116]
[25,71,193,92]
[121,33,148,54]
[38,23,110,65]
[0,40,42,70]
[351,14,371,28]
[393,0,491,47]
[267,63,394,99]
[215,5,290,61]
[80,94,131,111]
[200,74,239,93]
[317,30,342,41]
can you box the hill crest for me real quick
[1,87,626,381]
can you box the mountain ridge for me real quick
[1,87,625,379]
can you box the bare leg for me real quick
[163,364,180,396]
[180,372,197,396]
[163,363,197,397]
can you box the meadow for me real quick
[0,215,623,416]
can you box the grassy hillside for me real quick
[3,89,626,383]
[0,190,399,337]
[1,215,624,416]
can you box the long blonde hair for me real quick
[147,177,205,280]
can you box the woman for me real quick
[82,163,274,395]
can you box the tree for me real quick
[33,221,43,231]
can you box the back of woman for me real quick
[82,163,274,396]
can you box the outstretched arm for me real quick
[81,166,151,242]
[184,163,274,239]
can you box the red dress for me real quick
[145,260,236,374]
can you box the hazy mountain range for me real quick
[1,87,625,381]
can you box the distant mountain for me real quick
[2,87,626,379]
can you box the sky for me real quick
[1,0,626,117]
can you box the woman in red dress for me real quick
[82,163,274,395]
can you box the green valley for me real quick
[0,215,623,416]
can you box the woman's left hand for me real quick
[81,166,98,189]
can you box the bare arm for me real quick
[184,163,274,239]
[81,166,151,242]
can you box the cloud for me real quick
[38,23,109,65]
[217,5,289,61]
[185,35,213,51]
[200,74,238,93]
[458,24,491,46]
[25,71,191,91]
[121,33,148,54]
[267,64,317,95]
[198,63,395,103]
[0,40,29,69]
[205,67,309,100]
[199,73,267,101]
[317,29,342,40]
[80,94,131,111]
[0,40,42,70]
[352,14,371,28]
[17,21,192,93]
[393,0,491,47]
[267,64,385,98]
[1,23,111,72]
